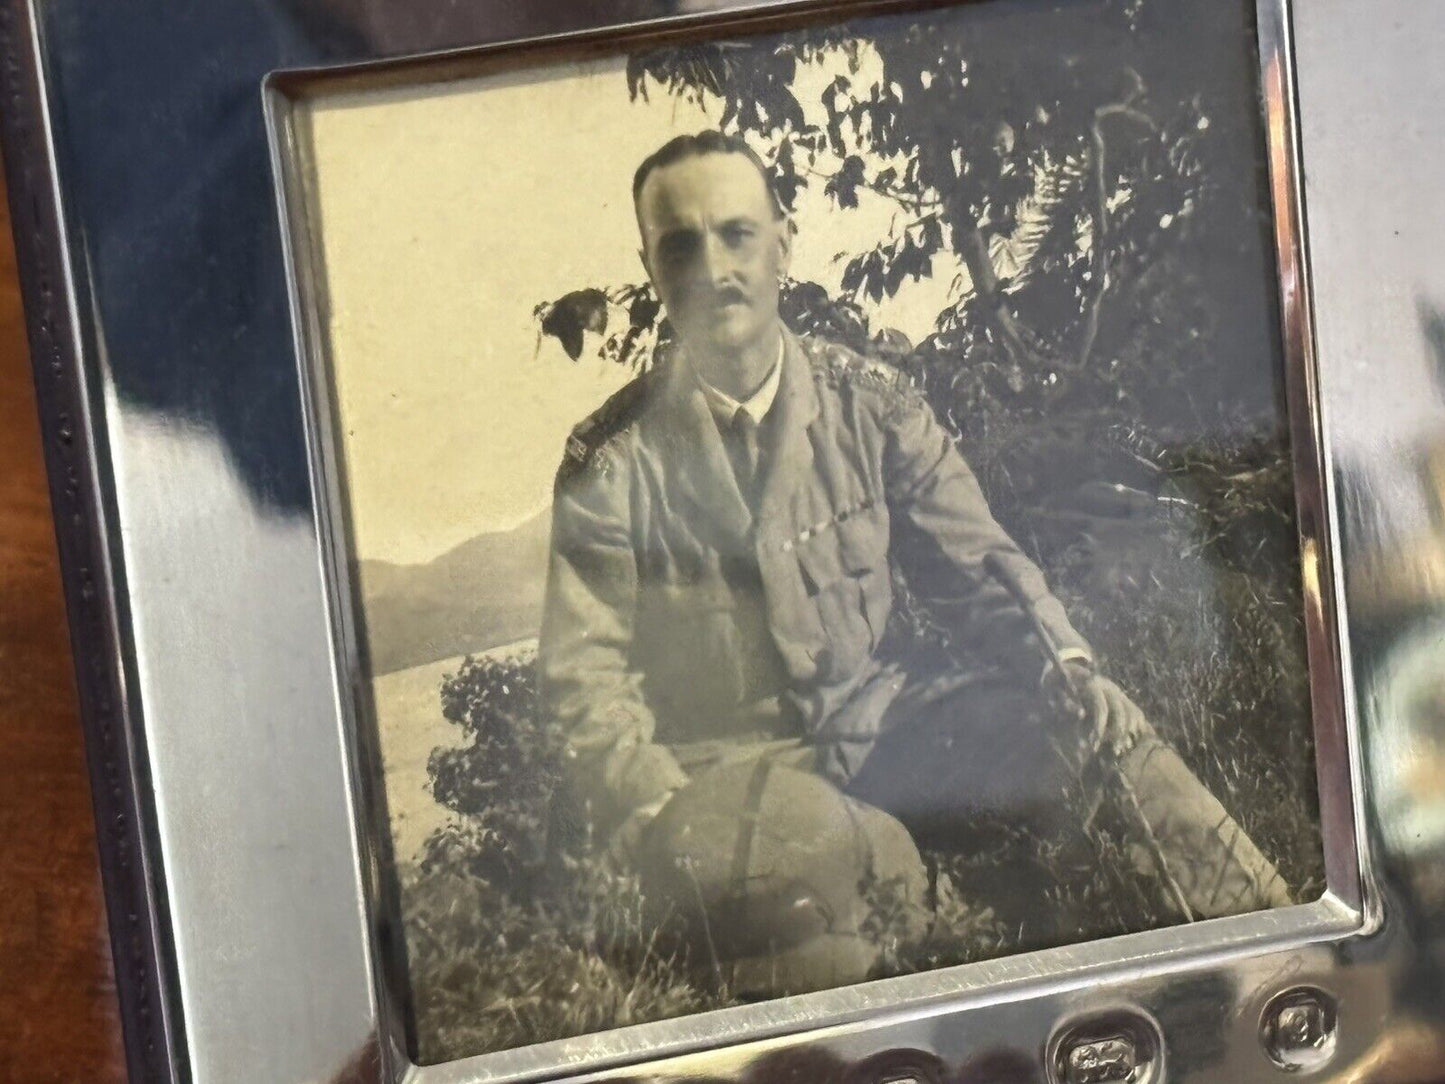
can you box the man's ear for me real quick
[638,244,657,291]
[775,217,793,278]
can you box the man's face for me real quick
[636,152,791,360]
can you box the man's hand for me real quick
[1048,660,1150,758]
[1081,672,1150,756]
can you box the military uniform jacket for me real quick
[539,329,1090,830]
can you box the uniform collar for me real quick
[651,327,819,551]
[692,336,786,426]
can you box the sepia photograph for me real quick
[283,0,1325,1065]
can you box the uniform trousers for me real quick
[842,672,1295,921]
[672,670,1295,925]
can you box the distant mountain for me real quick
[358,511,551,675]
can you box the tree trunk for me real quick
[958,222,1042,369]
[1075,122,1112,372]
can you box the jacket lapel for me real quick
[649,330,826,680]
[756,329,819,532]
[654,351,754,551]
[754,331,828,681]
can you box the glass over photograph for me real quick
[279,0,1325,1064]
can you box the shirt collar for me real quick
[694,336,786,426]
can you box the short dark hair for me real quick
[632,131,783,218]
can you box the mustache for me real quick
[707,285,750,306]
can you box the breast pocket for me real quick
[839,514,893,652]
[793,513,890,676]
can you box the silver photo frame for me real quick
[3,0,1442,1081]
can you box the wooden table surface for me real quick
[0,173,128,1079]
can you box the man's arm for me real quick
[539,443,687,837]
[881,389,1150,751]
[880,388,1091,677]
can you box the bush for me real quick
[423,654,559,888]
[408,653,728,1064]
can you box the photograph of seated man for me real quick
[539,131,1294,998]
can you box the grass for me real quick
[400,857,716,1064]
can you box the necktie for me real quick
[727,406,761,502]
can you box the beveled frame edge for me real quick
[1258,0,1365,918]
[0,0,186,1080]
[265,86,405,1076]
[264,0,1371,1080]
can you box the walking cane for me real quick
[980,553,1196,923]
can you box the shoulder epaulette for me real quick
[555,366,658,485]
[800,333,915,400]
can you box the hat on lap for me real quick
[635,759,930,999]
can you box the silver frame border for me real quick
[0,0,186,1077]
[264,0,1371,1080]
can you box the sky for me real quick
[304,50,958,565]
